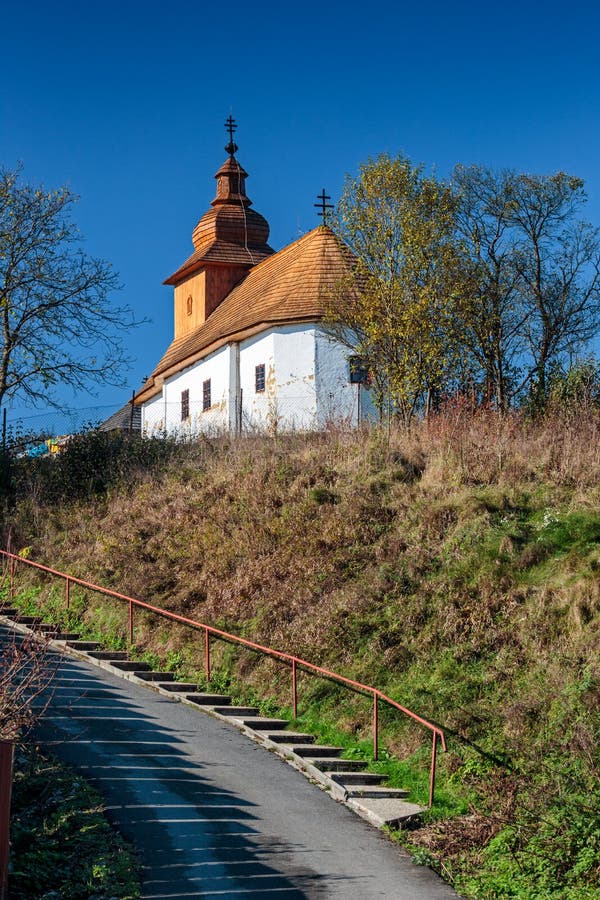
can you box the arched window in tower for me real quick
[186,295,193,316]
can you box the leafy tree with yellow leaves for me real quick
[324,153,471,424]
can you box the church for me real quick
[135,121,374,435]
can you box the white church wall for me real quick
[272,325,317,430]
[140,391,165,436]
[237,325,318,432]
[142,344,231,436]
[141,322,378,438]
[314,329,377,427]
[238,330,276,431]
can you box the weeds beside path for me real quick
[4,408,600,897]
[10,743,140,899]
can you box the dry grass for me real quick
[5,408,600,895]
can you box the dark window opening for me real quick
[349,356,369,384]
[203,379,211,411]
[255,363,266,393]
[181,389,190,420]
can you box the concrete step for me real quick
[240,718,289,731]
[134,671,175,682]
[52,633,81,641]
[185,694,232,706]
[110,660,152,672]
[154,682,199,692]
[0,606,18,615]
[213,706,260,717]
[15,615,43,625]
[311,758,369,772]
[344,785,410,799]
[291,745,343,758]
[266,732,316,745]
[38,623,60,633]
[87,651,129,660]
[346,797,425,827]
[328,772,388,786]
[66,640,102,651]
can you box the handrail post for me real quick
[0,739,15,900]
[429,731,438,808]
[373,692,378,761]
[2,549,449,792]
[205,627,211,682]
[292,659,298,719]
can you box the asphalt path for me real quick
[7,627,457,899]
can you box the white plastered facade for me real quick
[141,324,376,436]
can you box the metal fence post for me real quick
[429,731,438,808]
[292,659,298,719]
[65,577,70,610]
[373,693,379,761]
[0,739,14,900]
[205,628,211,681]
[129,600,134,644]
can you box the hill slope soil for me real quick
[4,410,600,898]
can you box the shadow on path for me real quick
[3,624,456,899]
[33,656,334,898]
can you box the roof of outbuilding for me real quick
[136,226,358,403]
[98,402,142,432]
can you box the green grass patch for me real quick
[10,743,141,899]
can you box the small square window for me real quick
[255,363,266,393]
[181,389,189,421]
[202,379,211,411]
[349,356,369,384]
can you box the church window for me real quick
[255,364,266,393]
[349,356,369,384]
[203,379,211,411]
[186,295,193,316]
[181,389,190,420]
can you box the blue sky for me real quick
[2,0,600,424]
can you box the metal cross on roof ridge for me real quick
[314,188,333,223]
[224,115,239,156]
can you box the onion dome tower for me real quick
[165,117,274,338]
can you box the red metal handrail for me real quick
[0,549,447,805]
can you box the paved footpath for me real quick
[13,629,457,899]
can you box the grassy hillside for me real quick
[4,407,600,898]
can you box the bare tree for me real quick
[0,628,55,900]
[0,632,54,741]
[0,165,140,409]
[508,173,600,408]
[453,166,529,409]
[453,166,600,410]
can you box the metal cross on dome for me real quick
[314,188,333,224]
[224,115,239,156]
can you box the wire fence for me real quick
[141,395,356,438]
[1,402,137,458]
[1,385,370,457]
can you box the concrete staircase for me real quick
[0,603,425,827]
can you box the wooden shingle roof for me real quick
[136,226,358,403]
